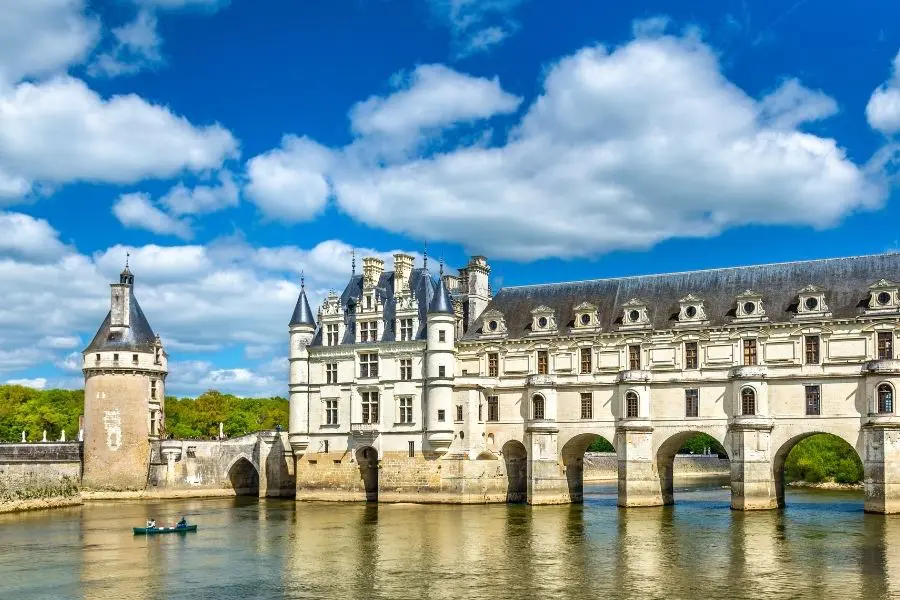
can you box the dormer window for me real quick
[530,306,556,334]
[481,309,507,337]
[733,290,767,322]
[619,298,650,330]
[867,279,900,314]
[676,294,707,327]
[573,302,600,330]
[796,285,831,320]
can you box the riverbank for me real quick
[583,452,729,481]
[787,480,863,490]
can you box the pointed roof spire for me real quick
[289,271,316,327]
[351,248,356,277]
[120,251,134,285]
[423,242,428,272]
[429,267,453,314]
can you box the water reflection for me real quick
[0,481,895,600]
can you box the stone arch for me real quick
[501,439,527,503]
[355,445,379,502]
[772,430,863,508]
[561,433,616,503]
[655,430,729,505]
[226,454,259,496]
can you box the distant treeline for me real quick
[0,386,287,442]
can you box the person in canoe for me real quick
[146,518,156,529]
[175,516,187,529]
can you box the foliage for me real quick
[586,433,727,457]
[587,437,614,452]
[784,434,863,484]
[0,385,288,442]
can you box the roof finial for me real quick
[439,256,444,276]
[125,251,130,269]
[300,270,305,289]
[423,242,428,271]
[351,248,356,276]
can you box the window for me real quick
[95,353,100,363]
[326,324,340,346]
[438,329,446,342]
[628,345,641,370]
[325,400,338,425]
[113,353,119,362]
[399,318,413,341]
[580,393,593,420]
[478,403,483,422]
[741,388,756,416]
[580,348,592,374]
[537,350,549,375]
[400,359,412,381]
[360,353,378,378]
[365,295,372,309]
[150,380,157,400]
[326,363,337,384]
[805,385,821,416]
[132,353,139,365]
[487,396,499,422]
[878,383,894,414]
[361,391,379,423]
[438,365,446,377]
[685,389,699,418]
[488,353,499,377]
[805,335,820,365]
[408,441,415,457]
[398,397,413,424]
[532,395,545,420]
[743,339,757,366]
[154,348,161,364]
[455,405,464,422]
[360,321,377,343]
[437,409,446,422]
[685,342,698,370]
[878,332,894,360]
[625,391,639,418]
[324,440,329,454]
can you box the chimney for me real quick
[110,284,132,330]
[393,253,414,294]
[362,257,385,288]
[465,255,491,325]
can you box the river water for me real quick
[1,479,897,600]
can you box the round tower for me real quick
[425,267,456,455]
[82,265,167,491]
[288,274,317,458]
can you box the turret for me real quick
[425,265,456,455]
[81,263,167,491]
[289,274,317,457]
[465,256,491,328]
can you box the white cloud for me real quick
[867,50,900,135]
[88,10,162,78]
[161,171,239,215]
[427,0,528,57]
[0,76,238,199]
[273,30,882,260]
[0,0,100,87]
[56,352,83,373]
[166,360,282,397]
[113,192,194,239]
[132,0,230,10]
[244,136,333,222]
[39,336,82,349]
[0,212,70,262]
[349,64,522,139]
[5,378,48,390]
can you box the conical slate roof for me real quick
[84,288,157,353]
[289,281,316,327]
[429,273,454,314]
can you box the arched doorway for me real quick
[561,433,616,503]
[502,440,527,503]
[656,431,729,505]
[356,446,379,502]
[228,457,259,496]
[773,432,863,508]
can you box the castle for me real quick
[10,251,897,513]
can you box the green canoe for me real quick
[133,525,197,535]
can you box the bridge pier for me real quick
[729,418,777,510]
[864,420,900,514]
[616,421,663,507]
[526,424,569,505]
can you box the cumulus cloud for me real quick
[867,50,900,135]
[88,10,162,78]
[247,28,883,261]
[132,0,230,10]
[4,378,48,390]
[0,212,70,262]
[113,192,194,239]
[160,171,239,215]
[426,0,529,57]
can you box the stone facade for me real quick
[0,443,82,512]
[289,253,900,513]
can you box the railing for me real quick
[350,422,379,435]
[728,365,768,379]
[863,359,900,375]
[616,369,650,383]
[527,374,556,386]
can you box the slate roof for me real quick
[310,267,440,346]
[463,253,900,340]
[289,286,316,327]
[429,274,454,314]
[84,289,158,353]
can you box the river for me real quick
[0,479,896,600]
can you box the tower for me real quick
[424,267,455,455]
[288,274,317,460]
[82,265,167,490]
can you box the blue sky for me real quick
[3,0,900,396]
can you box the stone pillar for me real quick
[526,424,568,505]
[159,440,182,485]
[258,430,278,498]
[616,421,662,507]
[729,417,776,510]
[863,418,900,514]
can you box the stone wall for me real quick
[584,452,729,481]
[0,443,83,513]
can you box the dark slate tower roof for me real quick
[289,276,316,327]
[84,289,158,353]
[464,253,900,340]
[429,271,454,314]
